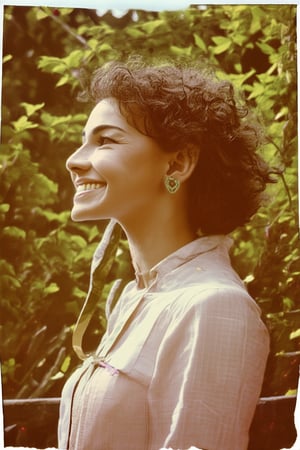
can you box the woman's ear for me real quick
[166,145,199,183]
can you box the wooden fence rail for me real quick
[3,395,297,449]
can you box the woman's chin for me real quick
[70,207,109,222]
[71,208,94,222]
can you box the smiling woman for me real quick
[58,58,276,450]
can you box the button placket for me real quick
[98,276,158,359]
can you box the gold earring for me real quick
[164,175,180,194]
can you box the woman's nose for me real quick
[66,146,91,173]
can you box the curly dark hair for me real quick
[80,58,275,235]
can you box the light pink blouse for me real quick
[58,235,269,450]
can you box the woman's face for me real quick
[66,98,171,225]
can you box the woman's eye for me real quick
[97,136,115,146]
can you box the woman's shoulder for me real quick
[165,274,262,325]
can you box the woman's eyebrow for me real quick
[92,125,126,135]
[82,125,126,142]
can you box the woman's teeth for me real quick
[77,183,104,192]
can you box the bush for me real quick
[1,4,298,399]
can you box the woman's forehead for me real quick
[84,98,125,133]
[85,97,149,137]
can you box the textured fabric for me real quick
[58,235,269,450]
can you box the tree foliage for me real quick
[1,5,298,399]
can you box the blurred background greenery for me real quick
[1,4,298,401]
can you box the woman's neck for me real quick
[123,214,196,287]
[115,185,198,287]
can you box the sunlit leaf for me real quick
[140,19,165,34]
[2,226,26,240]
[3,54,12,64]
[21,102,45,117]
[193,33,207,51]
[44,282,60,294]
[211,36,232,54]
[290,329,300,340]
[11,116,38,132]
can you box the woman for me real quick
[58,59,274,450]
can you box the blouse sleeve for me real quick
[147,287,269,450]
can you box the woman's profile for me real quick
[58,58,275,450]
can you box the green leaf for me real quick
[2,226,26,240]
[65,49,83,68]
[247,82,265,100]
[275,106,288,120]
[56,75,70,87]
[55,8,73,16]
[35,8,50,20]
[232,34,247,46]
[38,56,67,74]
[1,274,21,289]
[50,371,64,380]
[283,297,294,311]
[211,36,232,54]
[61,355,71,373]
[0,203,10,213]
[193,33,207,52]
[11,116,38,132]
[98,43,113,53]
[126,27,145,38]
[72,287,86,300]
[256,41,275,56]
[2,358,16,375]
[34,208,70,224]
[290,328,300,340]
[71,235,87,248]
[44,282,60,295]
[88,225,101,242]
[286,389,297,396]
[211,36,230,46]
[3,54,12,64]
[141,19,165,34]
[223,69,256,88]
[170,45,192,56]
[0,260,16,276]
[34,207,60,222]
[21,102,45,117]
[250,6,264,34]
[41,111,73,127]
[244,274,254,284]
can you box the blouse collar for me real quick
[134,235,232,289]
